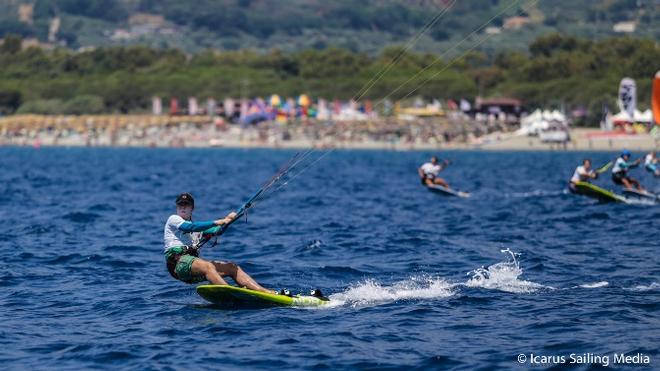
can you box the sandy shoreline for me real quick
[477,129,659,151]
[2,128,658,151]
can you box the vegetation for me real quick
[0,33,657,126]
[0,0,657,53]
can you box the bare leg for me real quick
[630,178,644,191]
[213,261,274,294]
[621,178,632,190]
[433,177,450,188]
[191,258,228,285]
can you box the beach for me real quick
[1,115,657,151]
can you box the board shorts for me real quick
[165,246,206,284]
[611,172,628,185]
[421,174,435,185]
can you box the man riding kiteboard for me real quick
[645,151,659,177]
[569,159,598,193]
[418,156,452,188]
[163,192,274,293]
[612,150,645,191]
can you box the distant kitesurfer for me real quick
[611,150,644,191]
[163,193,274,293]
[569,159,598,193]
[419,156,451,188]
[644,151,659,177]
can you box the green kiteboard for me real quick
[197,285,330,308]
[573,181,627,203]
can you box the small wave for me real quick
[45,253,84,264]
[319,265,368,276]
[306,239,322,249]
[109,183,124,192]
[505,190,565,198]
[624,282,660,292]
[465,249,549,293]
[22,224,55,234]
[326,276,454,308]
[322,249,548,309]
[62,212,101,223]
[553,212,610,223]
[296,239,323,252]
[579,281,609,289]
[89,203,117,212]
[80,254,146,268]
[623,198,658,206]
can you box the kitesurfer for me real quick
[644,151,659,177]
[569,159,598,193]
[163,193,274,293]
[419,156,451,188]
[612,150,645,191]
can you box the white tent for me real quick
[518,109,568,136]
[612,109,653,123]
[636,109,653,123]
[551,110,566,122]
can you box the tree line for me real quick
[0,33,658,126]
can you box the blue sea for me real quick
[1,147,658,370]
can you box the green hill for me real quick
[1,0,658,54]
[1,32,657,125]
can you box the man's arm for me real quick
[200,212,239,239]
[439,160,450,171]
[577,168,596,179]
[178,211,238,233]
[178,220,217,233]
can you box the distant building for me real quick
[18,4,34,25]
[111,14,176,41]
[110,29,132,41]
[21,38,54,50]
[475,97,523,116]
[129,13,166,28]
[49,17,60,43]
[485,26,501,35]
[613,21,636,33]
[502,16,531,30]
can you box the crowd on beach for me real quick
[0,96,519,148]
[3,94,657,150]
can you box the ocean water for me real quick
[1,147,658,370]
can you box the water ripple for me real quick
[1,147,658,370]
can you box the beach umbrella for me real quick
[298,94,310,107]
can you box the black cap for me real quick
[175,192,194,207]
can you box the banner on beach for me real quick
[152,97,162,115]
[170,98,178,115]
[207,98,216,117]
[618,77,636,120]
[188,97,198,115]
[653,71,660,125]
